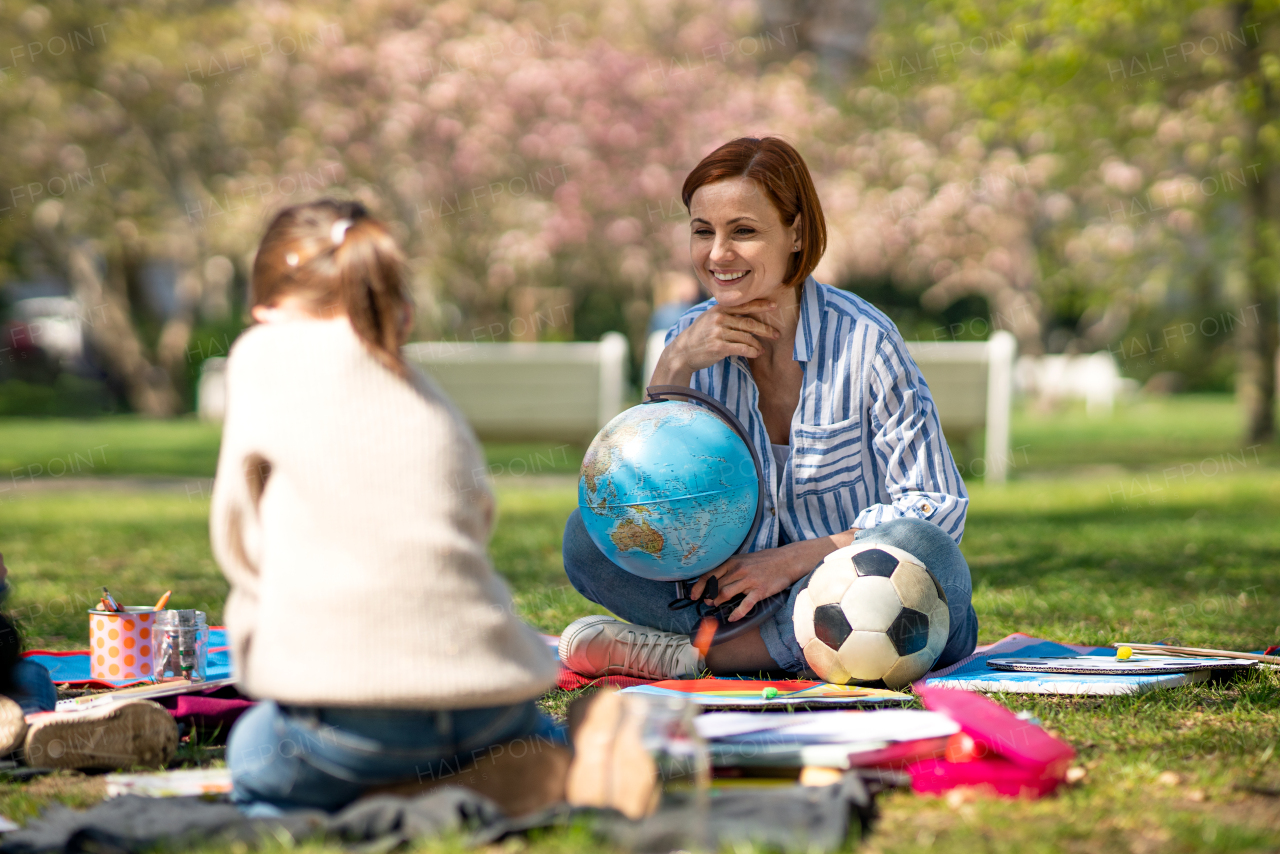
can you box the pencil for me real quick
[1112,642,1280,665]
[153,590,172,611]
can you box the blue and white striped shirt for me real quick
[664,277,968,549]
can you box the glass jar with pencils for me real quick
[154,610,209,683]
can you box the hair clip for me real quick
[330,218,353,245]
[285,252,299,267]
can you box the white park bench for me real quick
[197,334,630,446]
[402,332,630,444]
[201,325,1014,481]
[903,333,1017,482]
[643,329,1017,482]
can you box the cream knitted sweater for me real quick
[210,318,558,708]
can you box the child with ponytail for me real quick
[216,200,566,813]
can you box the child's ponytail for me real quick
[252,200,411,378]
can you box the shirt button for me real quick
[769,506,776,516]
[920,503,932,514]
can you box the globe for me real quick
[578,399,760,581]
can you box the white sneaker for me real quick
[559,616,703,680]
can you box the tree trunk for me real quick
[1236,0,1278,443]
[32,206,183,417]
[1240,173,1279,443]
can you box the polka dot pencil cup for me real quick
[88,607,156,681]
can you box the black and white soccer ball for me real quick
[793,542,949,689]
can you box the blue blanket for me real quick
[25,629,232,688]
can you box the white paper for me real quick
[695,709,957,744]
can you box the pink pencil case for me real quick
[906,683,1076,798]
[908,755,1064,798]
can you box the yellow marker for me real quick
[1116,646,1133,660]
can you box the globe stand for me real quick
[644,385,786,646]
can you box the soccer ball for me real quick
[793,542,949,689]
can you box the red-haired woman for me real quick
[214,200,564,812]
[560,138,978,680]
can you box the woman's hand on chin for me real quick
[650,299,779,386]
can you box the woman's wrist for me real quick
[779,530,859,582]
[650,346,694,387]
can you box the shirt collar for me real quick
[792,276,822,363]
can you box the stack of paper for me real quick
[104,768,232,799]
[695,710,958,770]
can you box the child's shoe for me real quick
[24,700,178,770]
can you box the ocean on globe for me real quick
[578,400,759,582]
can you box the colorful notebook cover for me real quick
[24,628,232,689]
[620,678,911,708]
[924,635,1212,695]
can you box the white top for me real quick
[771,443,791,544]
[770,443,790,489]
[210,319,558,709]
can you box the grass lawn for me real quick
[0,395,1277,851]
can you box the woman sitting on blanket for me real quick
[559,137,979,680]
[218,201,648,816]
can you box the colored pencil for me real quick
[153,590,171,611]
[101,588,123,612]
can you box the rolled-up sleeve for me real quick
[852,333,969,543]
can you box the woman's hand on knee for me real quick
[689,531,863,621]
[689,548,801,622]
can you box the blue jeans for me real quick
[227,699,563,814]
[9,660,57,715]
[563,512,979,672]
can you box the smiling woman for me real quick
[558,137,979,682]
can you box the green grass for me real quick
[0,394,1271,487]
[0,417,224,480]
[0,415,584,483]
[0,397,1278,851]
[1010,394,1280,474]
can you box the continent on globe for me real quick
[577,399,761,581]
[609,518,665,556]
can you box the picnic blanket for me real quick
[24,629,232,689]
[924,633,1219,695]
[0,776,888,854]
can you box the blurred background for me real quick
[0,0,1276,446]
[3,6,1278,843]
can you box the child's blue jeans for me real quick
[10,660,57,715]
[227,698,563,814]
